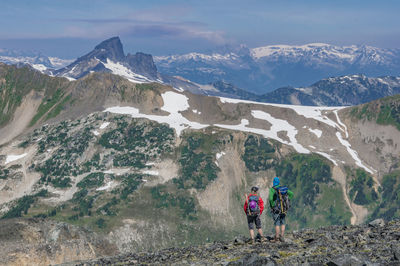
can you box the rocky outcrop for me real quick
[72,219,400,265]
[0,218,118,265]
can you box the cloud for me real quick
[60,18,226,45]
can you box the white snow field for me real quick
[103,59,152,84]
[103,91,374,172]
[104,91,209,136]
[4,153,27,165]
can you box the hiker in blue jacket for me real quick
[269,177,294,242]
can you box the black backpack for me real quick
[273,186,290,214]
[247,195,260,216]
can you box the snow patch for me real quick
[4,153,27,164]
[215,112,309,154]
[142,170,159,176]
[31,64,47,73]
[336,132,375,173]
[308,128,322,138]
[103,59,152,84]
[216,152,226,160]
[93,130,100,136]
[219,97,344,129]
[96,181,114,191]
[100,122,110,129]
[333,110,348,138]
[315,151,338,166]
[104,91,209,136]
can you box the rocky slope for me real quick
[212,75,400,106]
[0,63,399,263]
[69,219,400,265]
[0,218,117,265]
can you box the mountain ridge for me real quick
[0,63,399,264]
[155,43,400,93]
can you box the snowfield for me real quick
[4,153,27,165]
[103,59,152,84]
[103,91,375,174]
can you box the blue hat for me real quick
[273,177,280,187]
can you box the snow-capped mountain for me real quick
[0,48,73,72]
[54,37,159,83]
[155,43,400,93]
[52,37,236,96]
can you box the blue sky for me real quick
[0,0,399,58]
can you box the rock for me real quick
[233,236,246,245]
[392,245,400,261]
[329,254,364,266]
[368,218,385,227]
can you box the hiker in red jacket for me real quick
[244,186,266,244]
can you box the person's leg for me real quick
[247,216,255,243]
[275,225,280,238]
[249,229,255,240]
[255,215,265,242]
[279,214,286,242]
[270,212,280,242]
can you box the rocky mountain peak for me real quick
[94,36,125,61]
[126,52,158,79]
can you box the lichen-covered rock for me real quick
[69,219,400,265]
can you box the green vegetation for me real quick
[174,133,220,190]
[370,170,400,221]
[151,185,197,219]
[350,95,400,130]
[77,172,105,189]
[36,126,95,183]
[0,65,67,126]
[242,135,277,172]
[135,83,157,91]
[30,89,69,126]
[2,190,48,219]
[275,153,351,228]
[45,94,72,120]
[0,168,10,179]
[99,119,174,168]
[346,167,377,205]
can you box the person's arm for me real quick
[288,189,294,200]
[243,195,248,214]
[259,197,264,214]
[268,188,275,208]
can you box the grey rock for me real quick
[368,219,385,227]
[393,245,400,261]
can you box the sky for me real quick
[0,0,399,58]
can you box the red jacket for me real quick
[243,193,264,215]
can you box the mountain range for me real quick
[0,59,399,263]
[2,37,400,107]
[156,43,400,93]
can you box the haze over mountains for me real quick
[2,37,400,107]
[156,43,400,93]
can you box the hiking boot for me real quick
[279,236,285,243]
[270,236,279,243]
[260,236,267,243]
[246,238,255,244]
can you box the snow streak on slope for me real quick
[104,91,208,136]
[251,110,309,153]
[104,92,374,172]
[336,132,375,174]
[103,59,152,84]
[219,97,346,129]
